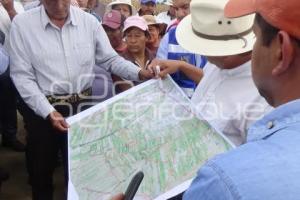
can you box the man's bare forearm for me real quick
[179,61,204,84]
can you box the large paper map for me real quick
[67,76,233,200]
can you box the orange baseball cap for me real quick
[224,0,300,40]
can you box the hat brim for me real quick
[123,25,148,33]
[141,0,156,4]
[176,15,256,56]
[102,22,121,29]
[107,2,133,10]
[224,0,256,18]
[164,2,173,6]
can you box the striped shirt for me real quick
[9,5,141,118]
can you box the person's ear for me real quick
[272,31,295,76]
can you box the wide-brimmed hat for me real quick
[106,0,133,13]
[143,15,158,25]
[143,15,165,32]
[123,16,149,33]
[176,0,255,56]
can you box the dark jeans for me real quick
[18,96,95,200]
[0,68,17,143]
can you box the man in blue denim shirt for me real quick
[182,0,300,199]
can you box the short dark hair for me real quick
[255,14,279,46]
[255,13,300,47]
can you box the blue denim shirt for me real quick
[183,99,300,200]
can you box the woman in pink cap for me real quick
[122,16,154,69]
[114,16,155,92]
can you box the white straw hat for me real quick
[106,0,133,13]
[176,0,255,56]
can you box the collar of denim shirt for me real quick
[247,98,300,142]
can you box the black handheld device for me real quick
[124,171,144,200]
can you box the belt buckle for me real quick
[47,88,91,105]
[67,94,78,104]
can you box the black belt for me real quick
[46,88,92,104]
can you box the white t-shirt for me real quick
[191,61,272,146]
[156,11,172,26]
[0,44,9,74]
[0,1,24,49]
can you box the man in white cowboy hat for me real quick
[152,0,271,146]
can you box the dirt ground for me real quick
[0,113,65,200]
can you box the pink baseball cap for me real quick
[123,16,149,33]
[102,10,123,29]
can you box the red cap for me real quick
[224,0,300,39]
[102,10,122,29]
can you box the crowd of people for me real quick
[0,0,300,199]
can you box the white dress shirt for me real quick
[9,5,141,119]
[191,61,272,145]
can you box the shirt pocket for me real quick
[74,43,94,67]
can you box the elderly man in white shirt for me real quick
[149,3,271,146]
[9,0,153,199]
